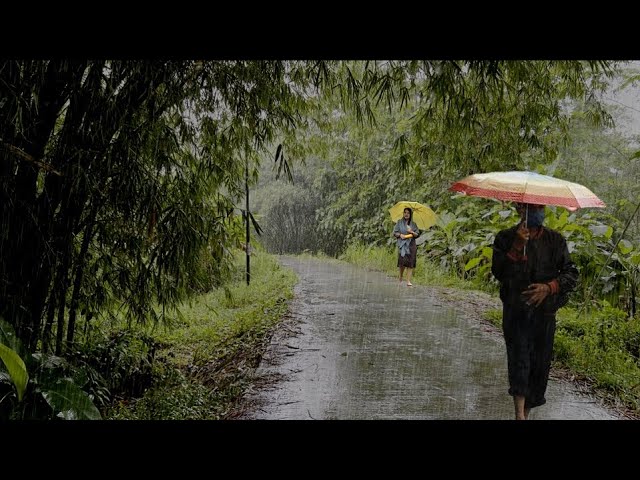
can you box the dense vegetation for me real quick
[4,60,635,418]
[252,62,640,415]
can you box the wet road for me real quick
[241,256,619,420]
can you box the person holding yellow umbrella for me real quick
[389,201,437,287]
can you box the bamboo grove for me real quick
[1,60,615,358]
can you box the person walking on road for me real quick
[491,202,578,420]
[393,207,420,287]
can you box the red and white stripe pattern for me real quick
[449,171,606,210]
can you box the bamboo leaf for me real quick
[248,212,263,236]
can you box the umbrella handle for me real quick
[524,205,528,257]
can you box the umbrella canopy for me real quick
[449,171,605,211]
[389,201,437,230]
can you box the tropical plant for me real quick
[0,318,101,420]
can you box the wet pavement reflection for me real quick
[241,256,619,420]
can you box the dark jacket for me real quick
[492,226,578,314]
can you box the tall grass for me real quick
[341,244,489,291]
[106,251,296,419]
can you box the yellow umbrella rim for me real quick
[389,201,437,229]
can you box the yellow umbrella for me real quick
[389,201,437,230]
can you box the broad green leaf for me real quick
[605,226,613,240]
[556,210,569,229]
[41,378,102,420]
[0,317,23,355]
[31,352,67,370]
[0,343,29,401]
[464,257,482,271]
[588,224,610,238]
[618,239,633,255]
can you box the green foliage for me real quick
[555,101,640,240]
[40,378,102,420]
[0,343,28,401]
[253,169,337,255]
[71,329,162,401]
[482,309,503,328]
[419,200,515,285]
[555,304,640,410]
[107,368,222,420]
[0,60,340,354]
[320,61,615,177]
[341,244,398,274]
[0,59,630,417]
[341,243,478,291]
[545,208,640,313]
[0,319,101,420]
[253,61,616,256]
[104,251,296,419]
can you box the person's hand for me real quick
[516,222,530,243]
[407,227,413,234]
[522,283,551,307]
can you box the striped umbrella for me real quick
[449,171,605,211]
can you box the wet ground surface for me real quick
[239,256,620,420]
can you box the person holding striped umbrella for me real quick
[450,171,604,420]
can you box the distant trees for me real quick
[1,60,615,353]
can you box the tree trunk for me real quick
[67,206,97,348]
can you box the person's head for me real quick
[515,203,545,228]
[403,207,412,223]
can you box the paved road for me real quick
[241,256,619,420]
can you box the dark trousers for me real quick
[502,302,556,409]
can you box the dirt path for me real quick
[237,256,623,420]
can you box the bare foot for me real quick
[407,282,413,287]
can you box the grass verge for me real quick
[104,251,296,419]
